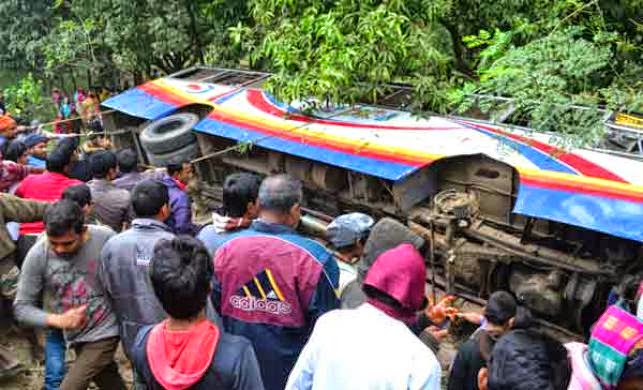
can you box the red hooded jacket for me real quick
[363,243,427,324]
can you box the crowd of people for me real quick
[0,100,640,390]
[50,87,111,135]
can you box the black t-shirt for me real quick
[448,330,490,390]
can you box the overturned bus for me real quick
[102,67,643,337]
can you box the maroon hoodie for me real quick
[362,243,427,324]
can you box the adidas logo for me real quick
[229,268,293,316]
[230,295,292,315]
[235,268,284,302]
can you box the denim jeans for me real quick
[44,329,66,390]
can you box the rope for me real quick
[41,127,133,139]
[34,109,118,129]
[21,109,124,140]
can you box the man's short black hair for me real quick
[89,150,117,179]
[223,173,262,218]
[44,200,84,237]
[88,120,104,133]
[116,149,138,173]
[14,116,29,126]
[131,179,169,218]
[46,145,75,173]
[150,236,213,320]
[4,140,27,162]
[62,184,92,208]
[56,136,79,151]
[167,161,189,177]
[0,140,8,159]
[484,291,517,326]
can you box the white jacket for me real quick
[286,303,441,390]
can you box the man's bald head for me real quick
[258,174,302,215]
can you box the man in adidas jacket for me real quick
[211,174,340,390]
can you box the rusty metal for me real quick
[520,217,535,244]
[311,164,347,192]
[409,206,611,334]
[434,190,479,220]
[301,207,334,223]
[299,214,329,238]
[464,223,605,275]
[391,169,434,212]
[429,218,437,303]
[413,210,605,276]
[428,273,584,342]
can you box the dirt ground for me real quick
[0,325,42,390]
[0,325,133,390]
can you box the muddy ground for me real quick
[0,324,133,389]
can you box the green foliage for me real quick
[3,74,44,117]
[0,1,53,71]
[241,0,641,143]
[236,141,255,155]
[0,0,249,84]
[463,29,513,72]
[68,0,209,75]
[459,24,640,143]
[43,18,99,75]
[0,0,641,144]
[248,1,453,110]
[202,1,252,67]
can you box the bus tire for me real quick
[140,112,199,154]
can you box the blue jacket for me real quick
[132,324,264,390]
[212,220,340,390]
[160,175,196,235]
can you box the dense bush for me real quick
[0,0,640,142]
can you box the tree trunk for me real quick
[441,21,474,78]
[56,73,64,92]
[134,71,144,86]
[185,0,204,64]
[87,68,92,90]
[58,73,66,97]
[70,70,77,92]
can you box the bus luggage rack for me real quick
[169,66,271,88]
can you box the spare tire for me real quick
[140,112,199,154]
[146,142,199,167]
